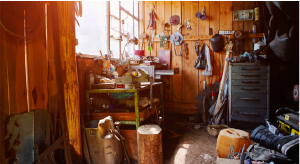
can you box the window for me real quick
[75,1,108,56]
[110,1,139,59]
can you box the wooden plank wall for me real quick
[139,1,255,114]
[0,1,83,160]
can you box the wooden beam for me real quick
[171,1,183,103]
[52,1,82,158]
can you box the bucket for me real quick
[83,117,123,164]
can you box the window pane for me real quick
[110,1,119,18]
[76,1,107,55]
[121,1,133,15]
[134,1,138,18]
[110,39,120,58]
[134,20,139,50]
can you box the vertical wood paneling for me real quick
[244,1,255,52]
[164,1,172,102]
[57,1,82,157]
[144,1,151,56]
[233,1,244,30]
[199,1,210,90]
[171,1,182,102]
[164,1,172,51]
[209,1,220,85]
[27,4,48,110]
[0,8,9,163]
[150,1,157,57]
[220,1,233,79]
[182,1,198,103]
[156,1,165,56]
[209,1,220,35]
[2,4,28,115]
[139,1,145,51]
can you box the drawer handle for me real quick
[241,67,260,70]
[241,81,259,83]
[241,74,260,76]
[241,88,260,90]
[240,98,260,101]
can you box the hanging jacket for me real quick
[202,44,212,76]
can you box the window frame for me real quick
[110,1,139,60]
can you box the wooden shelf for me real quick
[138,33,265,43]
[91,99,160,121]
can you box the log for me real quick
[137,125,163,164]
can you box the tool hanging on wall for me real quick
[160,23,170,48]
[183,43,188,59]
[200,7,206,20]
[177,23,183,33]
[185,19,191,30]
[233,30,245,56]
[170,15,180,25]
[170,32,183,56]
[147,9,159,55]
[195,41,200,54]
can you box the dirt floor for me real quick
[162,113,218,164]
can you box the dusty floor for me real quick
[162,113,218,164]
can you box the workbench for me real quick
[86,82,164,129]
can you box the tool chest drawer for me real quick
[231,65,268,73]
[231,93,267,108]
[232,72,268,80]
[231,107,267,122]
[229,63,270,125]
[231,79,267,86]
[231,86,267,94]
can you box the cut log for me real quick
[137,125,163,164]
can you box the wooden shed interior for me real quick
[0,1,299,164]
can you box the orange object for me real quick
[102,61,110,68]
[216,128,251,158]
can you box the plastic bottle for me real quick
[216,128,251,158]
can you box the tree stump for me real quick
[137,125,163,164]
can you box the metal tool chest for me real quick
[229,63,270,125]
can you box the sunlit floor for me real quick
[162,114,218,164]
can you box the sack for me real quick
[194,44,206,69]
[245,143,293,163]
[210,34,224,52]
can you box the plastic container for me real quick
[83,117,123,164]
[216,128,251,158]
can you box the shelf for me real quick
[138,33,265,43]
[91,100,160,122]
